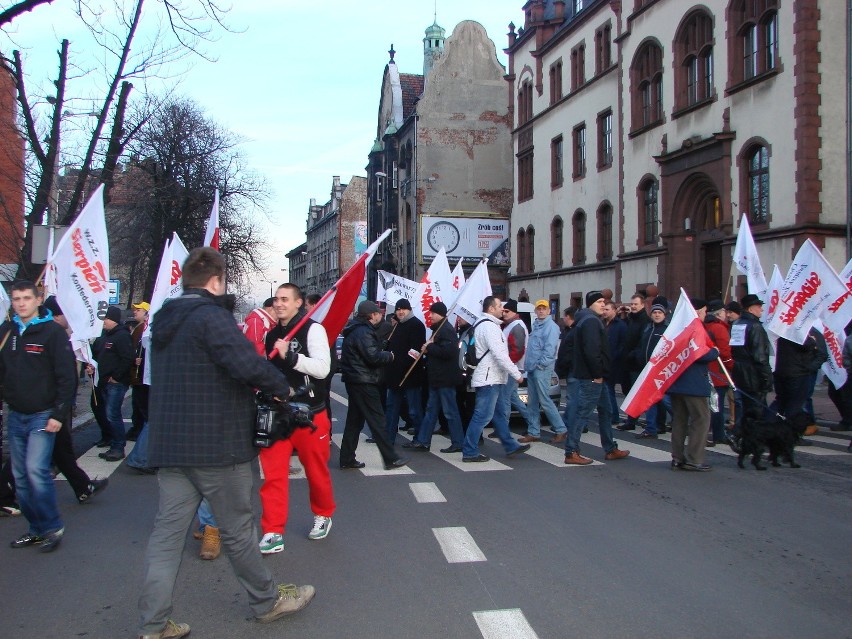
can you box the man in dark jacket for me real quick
[602,300,627,426]
[405,302,464,452]
[384,298,426,444]
[0,281,76,553]
[563,291,629,465]
[630,301,671,438]
[617,293,650,431]
[669,299,719,471]
[730,294,773,428]
[338,301,409,470]
[137,247,314,639]
[772,329,828,421]
[88,305,134,461]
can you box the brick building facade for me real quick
[0,62,25,281]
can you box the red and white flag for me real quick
[621,289,714,418]
[447,259,466,307]
[766,239,851,345]
[733,214,768,305]
[817,257,852,387]
[203,190,220,250]
[413,247,452,328]
[275,229,392,354]
[449,259,491,326]
[48,184,110,341]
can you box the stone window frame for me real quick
[737,137,772,227]
[673,9,715,115]
[551,216,564,269]
[572,209,587,265]
[726,0,780,94]
[629,40,665,137]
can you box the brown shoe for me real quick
[563,452,593,465]
[605,448,630,460]
[518,435,540,443]
[192,526,204,540]
[139,619,190,639]
[199,525,220,560]
[803,424,819,436]
[551,432,567,444]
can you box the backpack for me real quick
[459,319,491,371]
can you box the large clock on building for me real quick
[427,220,461,253]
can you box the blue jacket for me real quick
[525,314,559,371]
[667,347,719,397]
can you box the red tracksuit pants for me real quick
[259,409,335,535]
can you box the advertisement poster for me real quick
[420,214,510,266]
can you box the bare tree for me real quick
[111,97,269,304]
[0,0,56,29]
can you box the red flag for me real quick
[620,289,714,418]
[203,190,220,250]
[269,229,392,357]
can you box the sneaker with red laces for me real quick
[563,451,593,465]
[605,448,630,460]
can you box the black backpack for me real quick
[459,319,491,371]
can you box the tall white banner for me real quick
[447,260,466,308]
[376,271,418,305]
[766,239,851,345]
[818,258,852,387]
[733,215,769,306]
[413,247,452,328]
[48,185,110,341]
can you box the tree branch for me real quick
[0,0,56,29]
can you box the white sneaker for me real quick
[308,515,332,540]
[259,532,284,554]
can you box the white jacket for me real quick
[471,314,521,388]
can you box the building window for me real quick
[517,228,527,274]
[630,41,664,133]
[573,124,586,179]
[518,79,533,126]
[597,202,613,261]
[674,10,714,111]
[597,109,612,168]
[551,136,564,188]
[518,150,534,202]
[746,145,770,225]
[571,42,586,90]
[729,0,779,87]
[640,178,659,245]
[549,59,563,104]
[572,210,586,265]
[551,217,564,268]
[595,23,612,74]
[526,225,535,272]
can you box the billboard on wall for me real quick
[354,220,368,304]
[419,213,510,266]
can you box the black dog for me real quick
[737,412,810,470]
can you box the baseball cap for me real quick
[132,301,150,312]
[534,299,549,309]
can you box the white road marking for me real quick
[429,434,511,472]
[409,482,446,503]
[432,526,486,563]
[330,433,415,476]
[473,609,539,639]
[57,441,137,481]
[329,391,348,407]
[581,431,671,462]
[520,440,604,467]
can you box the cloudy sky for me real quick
[4,0,524,301]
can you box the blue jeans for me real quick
[385,386,423,445]
[561,377,579,434]
[463,383,521,457]
[197,498,217,529]
[606,380,620,423]
[103,382,129,451]
[526,366,566,436]
[565,379,616,455]
[126,422,149,468]
[416,386,464,447]
[506,376,530,422]
[709,387,728,442]
[643,395,672,435]
[7,409,62,535]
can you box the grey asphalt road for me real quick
[1,377,850,639]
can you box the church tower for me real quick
[422,20,445,78]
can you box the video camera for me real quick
[253,388,315,448]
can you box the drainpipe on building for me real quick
[847,0,851,261]
[413,113,420,279]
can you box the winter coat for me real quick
[774,330,829,378]
[525,315,560,371]
[93,322,134,385]
[503,318,528,369]
[624,309,651,370]
[385,313,426,388]
[605,316,627,366]
[704,314,733,388]
[667,347,719,397]
[147,289,291,468]
[470,314,521,388]
[730,311,773,394]
[844,334,852,372]
[339,317,393,385]
[423,318,463,387]
[0,310,76,423]
[572,309,610,380]
[265,314,330,413]
[632,318,669,367]
[555,325,575,379]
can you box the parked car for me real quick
[514,372,562,416]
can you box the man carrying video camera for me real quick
[137,248,314,639]
[258,283,335,555]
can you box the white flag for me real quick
[446,260,466,307]
[766,239,851,345]
[733,215,768,304]
[450,260,492,326]
[817,258,852,387]
[48,185,110,341]
[376,271,419,305]
[43,227,59,297]
[203,190,220,250]
[0,282,9,320]
[413,247,452,328]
